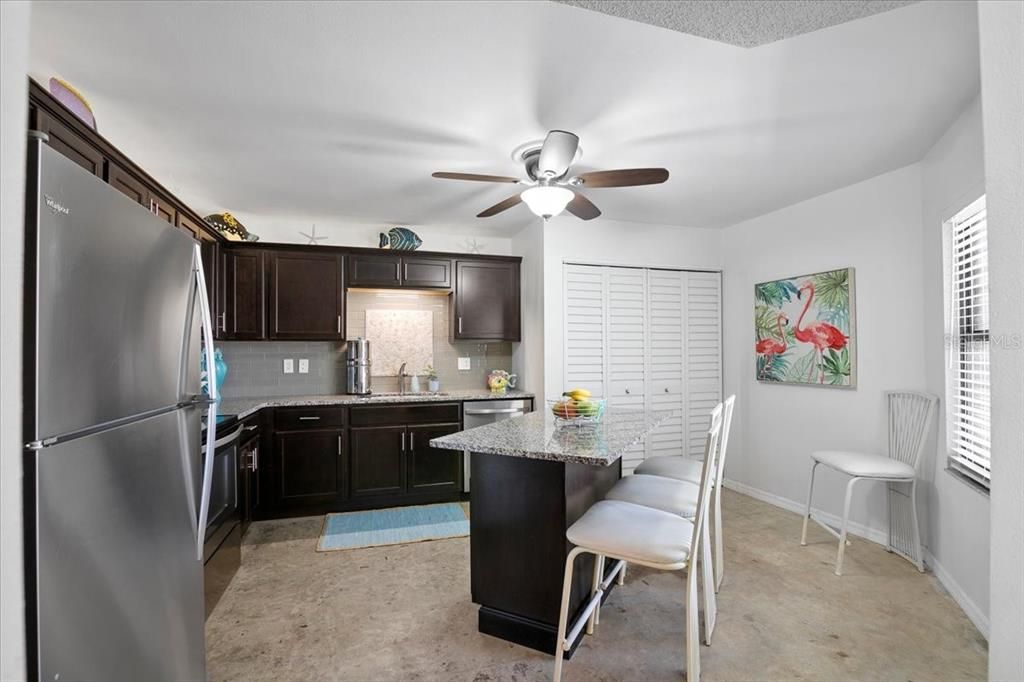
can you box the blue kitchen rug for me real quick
[316,502,469,552]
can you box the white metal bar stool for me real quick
[800,390,938,575]
[634,395,736,592]
[552,405,723,682]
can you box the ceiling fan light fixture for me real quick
[520,186,574,218]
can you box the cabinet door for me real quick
[268,251,345,340]
[274,430,344,507]
[349,426,406,497]
[453,260,520,341]
[407,423,462,493]
[224,249,266,340]
[401,257,451,289]
[347,253,401,288]
[177,213,203,240]
[35,109,105,178]
[107,163,149,208]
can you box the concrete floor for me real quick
[206,490,987,681]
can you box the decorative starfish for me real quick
[299,224,326,245]
[463,237,484,254]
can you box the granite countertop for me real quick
[429,410,675,466]
[218,389,535,419]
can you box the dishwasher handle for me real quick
[464,407,527,416]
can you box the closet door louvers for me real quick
[646,270,686,460]
[683,272,723,458]
[564,265,607,399]
[606,268,647,474]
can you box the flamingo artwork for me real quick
[755,313,788,379]
[794,281,848,382]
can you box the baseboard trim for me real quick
[722,478,990,639]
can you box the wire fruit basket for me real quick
[548,398,606,427]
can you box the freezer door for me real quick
[35,408,205,681]
[28,142,198,441]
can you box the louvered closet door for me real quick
[564,265,607,398]
[606,267,647,474]
[683,272,723,458]
[647,270,686,460]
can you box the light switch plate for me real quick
[458,357,472,371]
[298,358,309,374]
[283,358,294,374]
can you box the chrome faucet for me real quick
[398,362,408,395]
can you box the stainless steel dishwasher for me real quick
[461,399,531,492]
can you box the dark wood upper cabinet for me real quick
[34,109,105,178]
[268,250,345,340]
[347,253,402,288]
[274,429,345,507]
[452,260,521,341]
[107,163,149,208]
[177,213,203,240]
[224,249,266,340]
[407,422,462,493]
[401,256,451,288]
[349,426,407,498]
[347,253,452,290]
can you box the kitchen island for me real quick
[430,410,671,656]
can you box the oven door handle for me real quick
[213,426,244,449]
[464,408,526,416]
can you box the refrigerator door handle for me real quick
[193,244,219,561]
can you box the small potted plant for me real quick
[424,365,440,393]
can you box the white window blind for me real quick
[946,196,990,487]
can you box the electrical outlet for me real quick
[283,358,294,374]
[458,357,472,371]
[298,358,309,374]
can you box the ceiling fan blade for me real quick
[432,171,520,184]
[477,193,523,218]
[537,130,580,178]
[576,168,669,188]
[565,192,601,221]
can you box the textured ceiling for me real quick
[555,0,920,47]
[27,1,977,233]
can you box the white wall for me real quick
[978,1,1024,677]
[220,213,514,256]
[1,3,30,680]
[511,221,545,394]
[919,96,990,634]
[541,217,723,400]
[721,164,928,544]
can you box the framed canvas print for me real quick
[754,267,856,387]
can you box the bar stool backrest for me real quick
[689,403,724,558]
[885,390,939,470]
[713,395,737,491]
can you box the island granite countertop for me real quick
[218,389,535,420]
[429,410,675,466]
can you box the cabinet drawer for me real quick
[273,406,347,430]
[348,403,460,427]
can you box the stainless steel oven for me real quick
[202,418,242,618]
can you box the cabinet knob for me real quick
[625,388,631,395]
[664,387,669,393]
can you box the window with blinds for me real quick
[945,195,990,487]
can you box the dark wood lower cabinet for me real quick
[408,423,462,493]
[274,429,345,508]
[349,426,406,497]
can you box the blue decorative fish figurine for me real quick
[379,227,422,251]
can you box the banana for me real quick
[562,388,592,400]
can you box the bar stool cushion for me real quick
[634,456,704,483]
[567,500,694,566]
[605,474,700,518]
[812,450,915,479]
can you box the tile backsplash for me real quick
[218,289,513,398]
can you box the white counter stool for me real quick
[800,390,938,576]
[603,470,717,642]
[634,395,736,592]
[552,405,723,682]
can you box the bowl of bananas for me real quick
[548,388,605,427]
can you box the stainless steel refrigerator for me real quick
[23,138,219,681]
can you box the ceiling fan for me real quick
[431,130,669,221]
